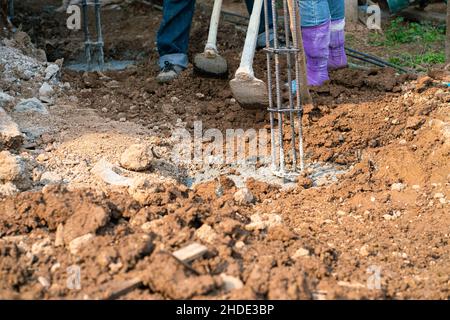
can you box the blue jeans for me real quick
[157,0,274,69]
[298,0,345,27]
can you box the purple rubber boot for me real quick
[301,21,330,86]
[328,18,348,70]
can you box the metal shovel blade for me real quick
[194,52,228,78]
[229,76,268,109]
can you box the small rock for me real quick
[109,260,123,274]
[39,82,54,99]
[50,262,61,273]
[40,171,63,185]
[368,139,379,148]
[172,243,208,263]
[195,93,205,99]
[120,144,153,171]
[26,252,37,264]
[391,182,406,191]
[32,168,43,182]
[220,274,244,291]
[96,249,116,269]
[235,241,245,250]
[337,210,346,216]
[383,214,392,220]
[195,224,218,244]
[399,139,407,145]
[45,144,54,152]
[31,238,53,256]
[170,96,180,103]
[292,247,310,258]
[69,233,95,255]
[245,213,282,231]
[0,107,23,149]
[433,193,444,199]
[233,187,255,205]
[359,244,369,257]
[215,185,224,197]
[337,281,366,289]
[0,92,14,108]
[119,117,126,122]
[383,210,402,221]
[0,182,19,196]
[0,151,25,183]
[44,64,60,81]
[55,224,64,247]
[36,153,49,162]
[38,276,50,288]
[14,98,48,115]
[101,107,108,113]
[20,70,33,81]
[412,185,420,190]
[141,221,154,233]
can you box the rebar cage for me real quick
[81,0,104,71]
[263,0,305,180]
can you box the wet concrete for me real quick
[184,160,349,190]
[65,59,135,72]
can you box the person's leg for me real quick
[328,0,344,20]
[244,0,274,48]
[328,0,347,69]
[299,0,331,85]
[157,0,196,69]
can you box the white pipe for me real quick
[204,0,223,55]
[234,0,262,79]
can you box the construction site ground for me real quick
[0,0,449,299]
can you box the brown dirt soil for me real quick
[0,0,449,299]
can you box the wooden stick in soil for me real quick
[446,1,450,65]
[286,0,313,107]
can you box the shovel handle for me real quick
[205,0,223,55]
[235,0,263,79]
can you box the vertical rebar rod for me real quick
[271,0,285,173]
[263,0,277,171]
[81,0,92,71]
[94,0,104,70]
[282,0,297,169]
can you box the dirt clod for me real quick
[119,144,153,172]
